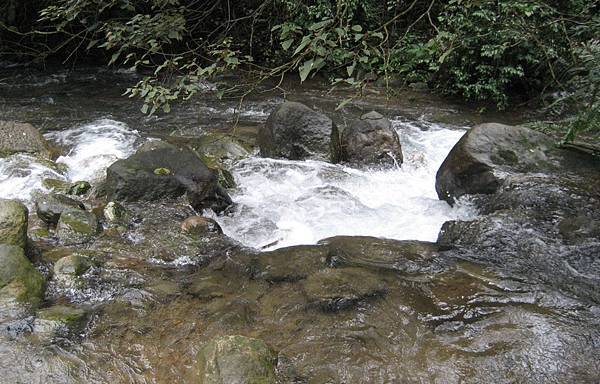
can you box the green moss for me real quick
[153,167,171,175]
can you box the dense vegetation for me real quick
[1,0,598,141]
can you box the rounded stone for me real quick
[181,216,223,235]
[0,199,28,249]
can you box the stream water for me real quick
[0,67,598,383]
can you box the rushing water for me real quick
[0,114,474,248]
[213,119,476,249]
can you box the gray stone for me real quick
[35,193,85,226]
[435,123,555,203]
[0,199,28,249]
[0,120,51,158]
[56,209,99,245]
[258,101,335,161]
[333,111,403,166]
[105,141,232,213]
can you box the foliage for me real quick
[1,0,599,141]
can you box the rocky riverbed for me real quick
[0,67,599,383]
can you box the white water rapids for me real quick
[0,117,476,249]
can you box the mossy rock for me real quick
[191,335,277,384]
[53,254,92,278]
[0,199,28,249]
[253,245,327,283]
[0,244,45,305]
[36,304,86,324]
[34,193,85,225]
[42,178,70,193]
[56,209,100,245]
[67,181,91,196]
[103,201,129,225]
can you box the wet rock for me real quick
[0,120,51,158]
[191,335,277,384]
[253,245,328,282]
[33,304,86,339]
[103,201,128,225]
[332,111,403,166]
[0,244,45,305]
[320,236,443,274]
[302,267,386,310]
[56,209,100,245]
[258,101,335,161]
[34,193,85,226]
[68,181,91,196]
[0,199,28,249]
[42,178,70,193]
[181,216,223,235]
[105,141,232,213]
[53,254,92,279]
[435,123,555,203]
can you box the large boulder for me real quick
[257,101,335,160]
[190,335,277,384]
[0,120,51,158]
[35,193,85,226]
[435,123,555,203]
[56,209,100,245]
[105,141,232,212]
[0,244,45,305]
[332,111,403,166]
[0,199,28,249]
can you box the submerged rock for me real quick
[56,209,100,245]
[33,304,87,339]
[0,120,51,158]
[181,216,223,235]
[35,193,85,226]
[303,267,386,310]
[257,101,335,161]
[333,111,403,166]
[320,236,442,274]
[252,245,328,282]
[0,199,28,249]
[435,123,555,203]
[0,244,45,305]
[191,335,277,384]
[105,141,232,213]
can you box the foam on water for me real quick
[0,154,65,201]
[46,119,140,181]
[212,119,476,249]
[0,119,139,202]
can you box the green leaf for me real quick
[299,59,314,83]
[141,104,149,114]
[336,98,352,111]
[293,36,312,56]
[351,25,363,32]
[347,61,356,77]
[308,19,331,31]
[282,38,294,51]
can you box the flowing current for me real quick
[0,116,475,248]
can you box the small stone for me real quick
[53,254,92,278]
[42,178,70,193]
[33,304,86,339]
[56,209,99,245]
[0,199,28,249]
[103,201,128,225]
[67,181,91,196]
[181,216,223,235]
[35,193,85,226]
